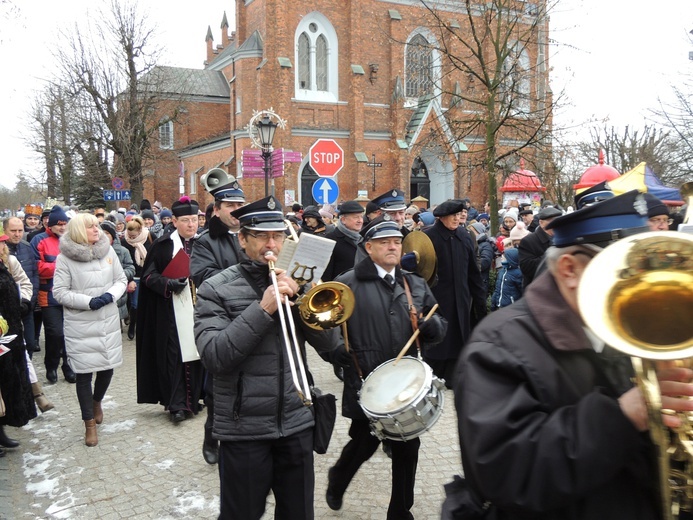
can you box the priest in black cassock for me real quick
[135,196,204,423]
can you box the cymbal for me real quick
[402,231,437,286]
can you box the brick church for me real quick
[142,0,551,211]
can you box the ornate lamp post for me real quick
[256,115,278,197]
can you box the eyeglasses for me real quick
[648,217,673,226]
[246,231,286,243]
[176,217,198,225]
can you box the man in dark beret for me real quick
[136,196,204,424]
[423,199,486,386]
[452,189,693,519]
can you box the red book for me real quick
[161,249,190,279]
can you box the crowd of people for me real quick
[1,177,690,520]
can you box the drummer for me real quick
[328,217,447,519]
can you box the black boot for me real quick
[127,309,137,341]
[202,428,219,465]
[0,426,19,448]
[62,363,76,384]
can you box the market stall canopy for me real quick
[501,159,546,192]
[574,149,620,192]
[609,162,683,205]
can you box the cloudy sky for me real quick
[0,0,692,191]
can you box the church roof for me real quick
[141,66,229,98]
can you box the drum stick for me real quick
[393,304,439,365]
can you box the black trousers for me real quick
[42,306,67,371]
[218,428,314,520]
[75,370,114,420]
[329,419,420,520]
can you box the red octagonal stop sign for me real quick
[309,139,344,177]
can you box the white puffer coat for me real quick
[53,232,127,373]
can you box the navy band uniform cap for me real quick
[574,181,614,210]
[372,189,406,212]
[546,190,649,248]
[231,196,286,231]
[211,180,246,203]
[363,220,403,241]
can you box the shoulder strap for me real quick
[402,275,422,356]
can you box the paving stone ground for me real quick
[1,332,463,519]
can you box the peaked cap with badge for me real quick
[360,214,403,241]
[371,188,407,212]
[231,196,286,232]
[573,180,614,210]
[546,190,649,248]
[210,178,246,203]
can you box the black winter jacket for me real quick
[455,271,658,520]
[335,257,447,419]
[194,261,342,441]
[190,215,245,286]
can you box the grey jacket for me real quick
[194,262,341,441]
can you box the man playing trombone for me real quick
[194,195,346,520]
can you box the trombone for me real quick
[265,225,355,406]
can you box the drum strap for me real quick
[402,276,422,357]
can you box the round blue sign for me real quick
[311,178,339,205]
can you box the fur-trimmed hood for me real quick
[59,232,111,262]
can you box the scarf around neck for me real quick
[126,227,149,267]
[337,220,362,246]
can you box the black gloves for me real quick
[20,299,32,317]
[417,317,438,342]
[328,345,352,368]
[89,293,113,310]
[167,278,188,295]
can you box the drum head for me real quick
[360,357,428,414]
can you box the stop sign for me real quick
[309,139,344,177]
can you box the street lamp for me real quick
[256,115,278,197]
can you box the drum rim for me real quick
[359,356,432,414]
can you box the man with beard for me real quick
[194,196,344,520]
[423,199,487,387]
[30,206,76,384]
[190,178,246,465]
[136,196,203,423]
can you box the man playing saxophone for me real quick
[450,190,693,520]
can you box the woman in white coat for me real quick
[53,213,127,447]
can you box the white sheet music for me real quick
[275,233,336,285]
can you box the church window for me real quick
[294,13,339,102]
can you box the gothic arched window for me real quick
[295,13,338,102]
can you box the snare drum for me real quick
[358,356,445,441]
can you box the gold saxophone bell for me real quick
[578,230,693,520]
[298,281,355,330]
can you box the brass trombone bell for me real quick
[298,281,355,330]
[578,231,693,360]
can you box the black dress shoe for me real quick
[62,365,76,384]
[326,468,343,510]
[0,426,19,448]
[171,410,186,423]
[202,438,219,465]
[333,365,344,381]
[46,369,58,384]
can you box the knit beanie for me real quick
[141,209,155,221]
[509,221,529,241]
[100,221,117,241]
[48,205,69,227]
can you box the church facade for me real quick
[142,0,551,211]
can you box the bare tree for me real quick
[653,83,693,185]
[406,0,560,232]
[576,125,691,187]
[53,0,172,203]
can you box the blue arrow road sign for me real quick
[311,178,339,205]
[103,190,115,201]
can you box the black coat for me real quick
[518,225,552,287]
[190,215,244,287]
[135,232,203,407]
[335,258,447,419]
[455,272,658,520]
[424,221,487,360]
[0,263,36,427]
[322,226,358,282]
